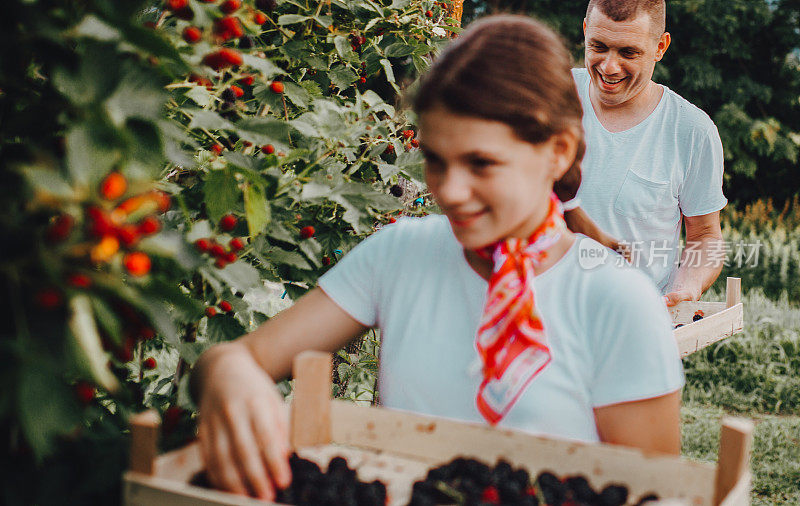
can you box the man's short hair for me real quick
[585,0,666,36]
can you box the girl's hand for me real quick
[196,343,292,500]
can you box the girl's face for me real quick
[419,105,576,250]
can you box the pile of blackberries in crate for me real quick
[193,453,660,505]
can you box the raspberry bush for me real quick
[0,0,457,502]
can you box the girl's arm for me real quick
[192,288,367,500]
[593,390,682,455]
[564,207,627,258]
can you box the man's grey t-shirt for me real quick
[573,68,727,293]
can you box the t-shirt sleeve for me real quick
[588,267,685,408]
[679,123,728,217]
[317,226,396,327]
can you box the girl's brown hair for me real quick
[414,15,584,202]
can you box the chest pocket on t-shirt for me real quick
[613,170,673,222]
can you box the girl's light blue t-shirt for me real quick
[318,215,684,442]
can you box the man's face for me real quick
[583,9,669,108]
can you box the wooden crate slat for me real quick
[675,303,743,357]
[124,472,272,506]
[669,301,727,324]
[154,441,204,482]
[718,472,751,506]
[330,400,717,505]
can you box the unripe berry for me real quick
[67,273,92,288]
[138,216,161,235]
[182,26,202,43]
[195,238,211,252]
[143,357,157,370]
[300,226,315,239]
[229,237,244,251]
[425,10,433,17]
[322,256,331,266]
[220,214,237,231]
[220,0,241,14]
[270,81,284,94]
[240,75,255,86]
[230,85,244,98]
[254,12,267,24]
[166,0,188,10]
[219,300,233,312]
[210,243,227,258]
[261,144,275,154]
[74,382,95,405]
[205,307,217,317]
[211,144,223,155]
[100,172,127,200]
[124,251,151,276]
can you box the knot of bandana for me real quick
[474,192,567,425]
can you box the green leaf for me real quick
[206,315,246,342]
[334,35,359,64]
[265,248,312,270]
[187,109,236,131]
[185,85,214,107]
[90,296,123,345]
[241,54,284,79]
[314,15,333,28]
[210,261,262,292]
[104,67,166,125]
[21,166,77,201]
[18,360,81,461]
[72,15,121,42]
[244,183,271,236]
[236,117,294,150]
[204,170,240,224]
[67,295,120,392]
[329,66,358,90]
[384,42,415,58]
[278,14,310,25]
[379,58,396,84]
[140,231,204,270]
[65,122,121,186]
[282,82,312,109]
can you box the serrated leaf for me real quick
[104,67,165,126]
[206,315,246,342]
[241,54,284,79]
[72,14,120,41]
[185,85,213,107]
[244,183,270,236]
[187,109,236,131]
[278,14,310,25]
[379,58,395,84]
[22,167,76,201]
[140,231,204,270]
[377,162,400,179]
[314,15,332,28]
[68,295,119,392]
[187,220,214,242]
[203,170,240,223]
[90,296,123,345]
[213,261,262,292]
[266,248,312,270]
[65,122,121,186]
[384,42,415,58]
[282,82,311,109]
[235,117,293,149]
[334,35,359,64]
[329,66,358,90]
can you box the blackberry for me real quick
[510,468,530,489]
[238,35,254,49]
[537,471,567,506]
[565,476,597,503]
[256,0,277,10]
[693,313,704,322]
[490,460,513,484]
[498,479,522,502]
[389,184,403,197]
[221,88,236,102]
[598,484,629,506]
[635,493,660,505]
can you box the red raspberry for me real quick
[300,226,315,239]
[261,144,275,154]
[202,48,243,70]
[138,216,161,236]
[116,224,140,247]
[166,0,188,10]
[189,73,214,89]
[214,257,228,269]
[481,486,500,503]
[270,81,284,94]
[322,256,331,266]
[389,217,397,223]
[124,251,151,277]
[384,144,394,154]
[219,300,233,313]
[194,238,211,252]
[74,382,95,405]
[47,214,74,242]
[139,327,155,340]
[359,76,366,83]
[220,0,241,14]
[210,243,226,258]
[224,251,237,263]
[240,75,255,86]
[402,129,414,139]
[67,273,92,288]
[242,141,252,147]
[174,6,194,20]
[220,214,237,231]
[410,138,419,148]
[230,85,244,98]
[229,237,244,251]
[36,288,62,309]
[100,172,127,200]
[182,26,202,43]
[211,143,223,155]
[205,307,217,317]
[86,207,115,237]
[213,16,243,40]
[254,12,267,24]
[143,357,157,370]
[425,10,433,17]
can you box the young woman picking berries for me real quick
[192,16,683,500]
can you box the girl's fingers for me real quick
[204,415,249,496]
[223,405,276,501]
[251,398,292,490]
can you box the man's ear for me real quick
[655,31,671,61]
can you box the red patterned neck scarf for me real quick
[474,192,566,425]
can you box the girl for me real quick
[192,15,683,500]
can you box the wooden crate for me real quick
[123,352,752,506]
[671,277,744,357]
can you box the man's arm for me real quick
[664,211,724,306]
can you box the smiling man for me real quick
[573,0,727,305]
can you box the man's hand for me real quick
[663,286,700,307]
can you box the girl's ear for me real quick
[549,127,580,181]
